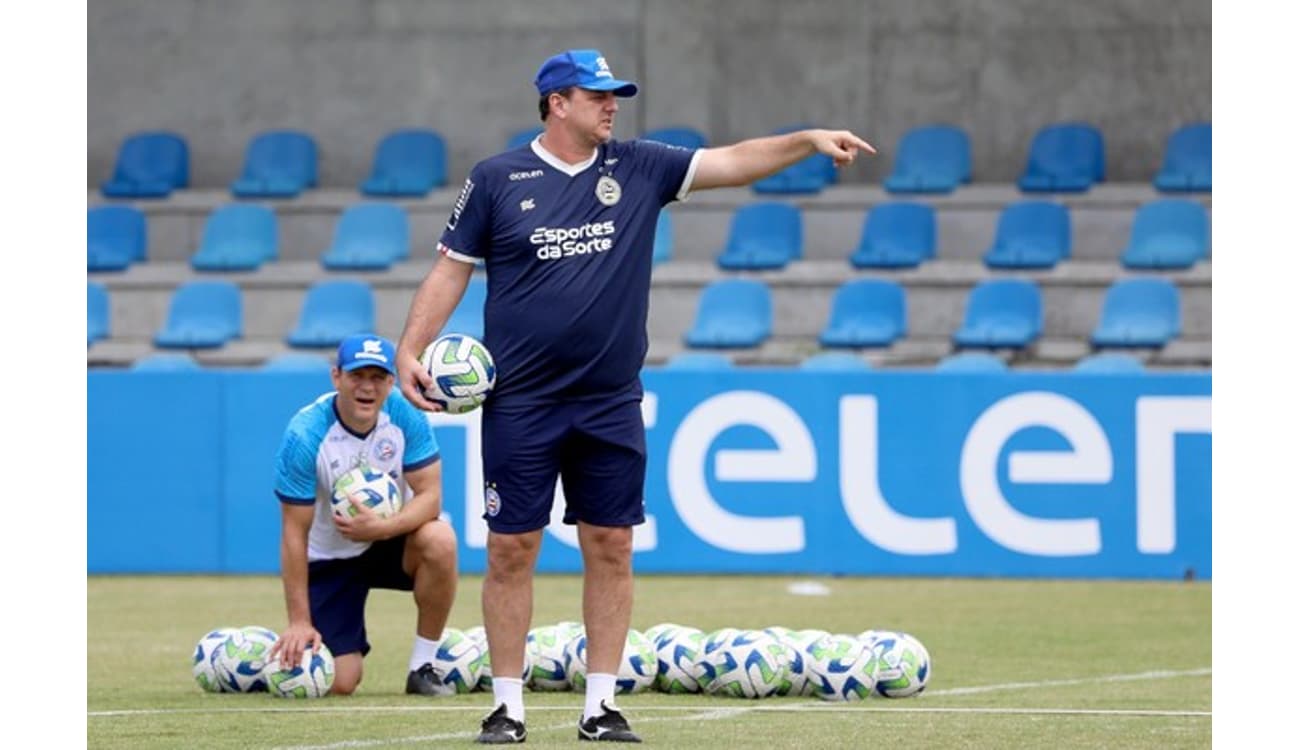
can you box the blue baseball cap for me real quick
[534,49,638,97]
[336,334,396,375]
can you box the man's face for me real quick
[559,88,619,144]
[331,366,394,427]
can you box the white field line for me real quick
[926,667,1212,697]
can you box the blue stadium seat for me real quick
[653,209,673,266]
[88,205,146,271]
[982,201,1071,269]
[88,283,109,345]
[716,202,802,270]
[848,202,936,269]
[190,204,278,272]
[1074,352,1145,373]
[1090,278,1181,348]
[262,353,333,372]
[506,126,543,150]
[320,203,410,271]
[883,124,971,194]
[153,280,243,349]
[444,275,487,341]
[642,126,709,149]
[360,128,447,197]
[800,352,872,371]
[1154,123,1211,192]
[230,130,318,198]
[753,125,835,194]
[131,353,202,371]
[818,279,907,348]
[100,131,189,199]
[683,279,773,349]
[1017,122,1105,193]
[1120,199,1209,270]
[663,352,734,370]
[287,280,376,348]
[952,279,1043,349]
[935,352,1008,373]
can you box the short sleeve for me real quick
[273,428,319,504]
[438,164,492,261]
[387,391,441,471]
[629,139,700,206]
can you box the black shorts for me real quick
[308,535,413,658]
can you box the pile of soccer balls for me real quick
[191,625,335,698]
[421,622,930,700]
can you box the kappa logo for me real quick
[520,198,535,212]
[509,169,544,181]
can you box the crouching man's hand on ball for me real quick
[333,495,393,542]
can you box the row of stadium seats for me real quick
[88,275,1184,354]
[97,121,1211,200]
[88,197,1209,273]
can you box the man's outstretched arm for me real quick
[689,128,876,191]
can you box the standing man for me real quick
[268,334,460,697]
[395,49,874,743]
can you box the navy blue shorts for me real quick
[481,398,647,533]
[308,535,413,658]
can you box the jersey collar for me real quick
[531,137,598,177]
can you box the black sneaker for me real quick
[404,662,445,695]
[578,700,642,743]
[476,703,527,744]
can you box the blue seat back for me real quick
[720,202,802,266]
[957,279,1043,344]
[364,128,447,193]
[642,126,709,149]
[195,203,278,266]
[685,279,773,348]
[107,131,189,190]
[132,353,202,372]
[506,126,544,150]
[88,283,109,344]
[239,130,318,186]
[1123,199,1209,268]
[653,209,673,265]
[262,353,333,372]
[821,279,907,346]
[854,202,936,265]
[936,352,1008,373]
[445,276,488,341]
[158,280,243,344]
[88,205,147,267]
[1074,353,1145,373]
[663,352,734,370]
[1159,123,1211,180]
[985,201,1071,266]
[330,203,410,262]
[890,125,971,183]
[801,352,872,371]
[1022,122,1105,184]
[1093,278,1181,345]
[289,281,376,346]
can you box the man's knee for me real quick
[330,654,364,695]
[579,524,633,568]
[409,519,458,572]
[486,530,542,579]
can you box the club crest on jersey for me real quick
[374,437,396,462]
[595,175,621,206]
[484,484,502,517]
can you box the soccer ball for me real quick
[866,631,931,698]
[266,643,336,698]
[765,627,826,697]
[419,334,496,414]
[643,622,686,648]
[213,625,279,693]
[330,464,403,519]
[192,627,239,693]
[699,630,790,699]
[805,634,878,701]
[528,621,584,692]
[565,629,658,694]
[423,628,485,695]
[653,627,706,694]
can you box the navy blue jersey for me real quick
[438,137,699,406]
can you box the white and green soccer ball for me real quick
[266,643,336,698]
[330,464,403,519]
[699,630,790,699]
[420,333,496,414]
[528,621,583,692]
[643,622,686,649]
[564,629,658,695]
[213,625,279,693]
[865,631,931,698]
[806,634,878,701]
[424,628,486,695]
[763,628,816,697]
[192,627,239,693]
[653,626,706,694]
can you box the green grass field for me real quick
[88,575,1210,748]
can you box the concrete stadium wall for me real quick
[88,0,1211,187]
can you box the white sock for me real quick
[583,673,618,720]
[492,677,525,722]
[409,635,440,672]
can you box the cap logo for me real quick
[594,56,613,79]
[354,339,389,363]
